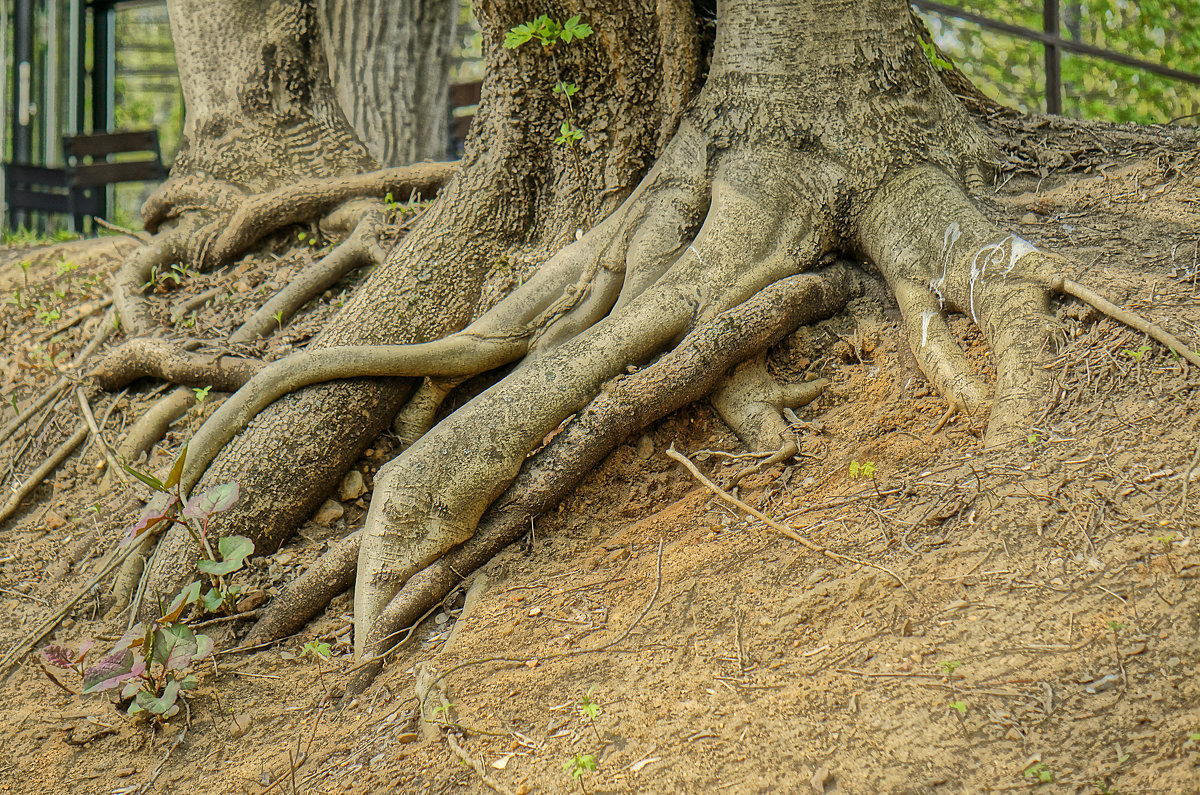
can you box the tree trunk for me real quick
[141,0,701,606]
[166,0,375,191]
[319,0,457,165]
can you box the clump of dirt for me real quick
[0,152,1198,794]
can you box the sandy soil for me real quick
[0,153,1197,795]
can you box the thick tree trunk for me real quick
[319,0,456,165]
[166,0,375,190]
[141,0,701,607]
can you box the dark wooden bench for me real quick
[449,80,482,156]
[3,129,168,232]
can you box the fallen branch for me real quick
[0,423,89,527]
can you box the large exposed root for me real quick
[244,265,860,656]
[710,353,829,477]
[91,337,262,392]
[859,165,1198,443]
[197,163,454,271]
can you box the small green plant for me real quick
[1122,344,1152,362]
[1023,762,1054,784]
[938,660,963,675]
[13,260,32,290]
[34,305,61,325]
[119,445,253,616]
[921,39,953,71]
[40,446,249,720]
[504,14,593,49]
[54,258,79,276]
[948,699,967,715]
[302,640,332,661]
[563,753,598,792]
[1027,431,1041,444]
[193,385,212,405]
[505,14,593,154]
[273,309,284,330]
[577,685,603,742]
[848,460,876,479]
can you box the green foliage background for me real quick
[920,0,1199,124]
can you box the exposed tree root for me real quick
[0,423,89,527]
[243,266,859,662]
[100,386,194,493]
[91,337,262,392]
[710,353,829,482]
[1052,278,1200,368]
[197,163,455,271]
[391,376,466,449]
[112,225,196,337]
[229,203,388,343]
[0,380,68,449]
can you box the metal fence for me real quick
[914,0,1200,115]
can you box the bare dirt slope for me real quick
[0,152,1197,794]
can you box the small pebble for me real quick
[313,499,344,526]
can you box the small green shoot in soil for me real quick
[193,385,211,405]
[848,460,876,478]
[577,685,603,742]
[563,753,598,793]
[302,640,332,661]
[1122,343,1151,362]
[273,309,284,330]
[1024,762,1054,784]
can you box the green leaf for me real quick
[163,581,202,622]
[136,678,181,715]
[82,650,142,694]
[203,588,225,614]
[164,442,188,490]
[179,673,200,691]
[217,535,255,566]
[122,462,165,492]
[196,558,242,576]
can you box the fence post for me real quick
[1044,0,1062,114]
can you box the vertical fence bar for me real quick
[1044,0,1062,114]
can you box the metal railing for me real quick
[913,0,1200,115]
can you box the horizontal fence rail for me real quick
[912,0,1200,114]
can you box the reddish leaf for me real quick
[41,645,76,669]
[120,493,179,545]
[182,482,240,521]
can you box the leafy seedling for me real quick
[848,460,876,479]
[563,753,598,793]
[1122,344,1151,362]
[577,686,603,742]
[1023,762,1053,784]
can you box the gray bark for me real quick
[166,0,375,190]
[319,0,457,165]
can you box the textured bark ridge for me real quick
[138,0,701,610]
[320,0,457,165]
[167,0,375,191]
